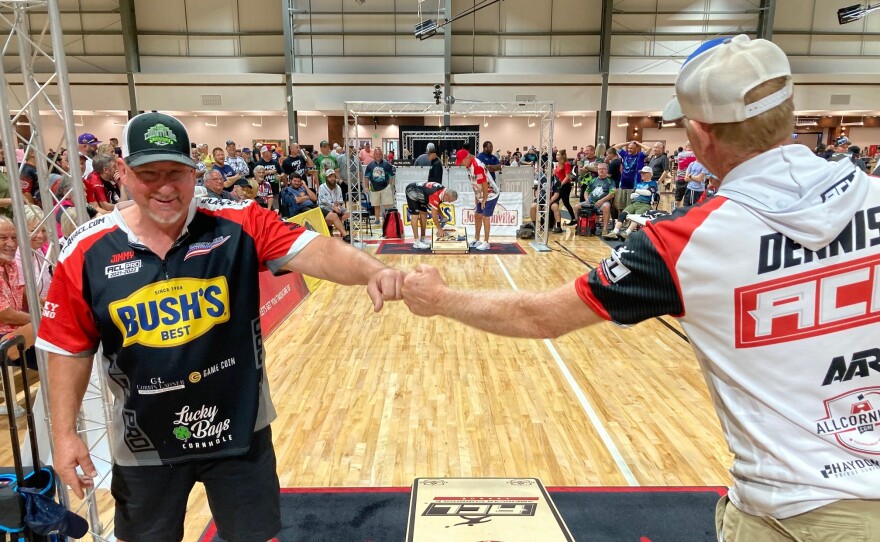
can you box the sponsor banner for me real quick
[287,207,331,292]
[407,477,573,542]
[396,192,523,237]
[258,268,310,337]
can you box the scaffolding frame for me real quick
[0,1,112,540]
[344,101,555,251]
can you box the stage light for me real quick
[838,3,880,24]
[415,19,438,40]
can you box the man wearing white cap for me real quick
[604,165,656,239]
[317,167,351,242]
[402,34,880,540]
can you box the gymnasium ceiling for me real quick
[1,0,878,115]
[2,0,877,74]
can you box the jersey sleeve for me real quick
[35,249,100,356]
[574,230,683,324]
[246,203,319,274]
[86,177,108,203]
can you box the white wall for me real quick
[640,127,688,153]
[35,114,331,156]
[847,128,880,155]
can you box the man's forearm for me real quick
[287,236,386,286]
[435,282,602,339]
[48,354,93,435]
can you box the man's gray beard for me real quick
[144,207,186,225]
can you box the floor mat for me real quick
[200,486,726,542]
[375,242,526,255]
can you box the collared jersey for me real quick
[466,156,499,201]
[575,173,880,518]
[36,197,318,466]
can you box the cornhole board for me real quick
[432,227,469,254]
[406,477,573,542]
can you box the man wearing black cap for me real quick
[37,111,407,542]
[402,35,880,539]
[415,143,443,183]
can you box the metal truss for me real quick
[0,1,109,540]
[344,101,554,249]
[400,130,480,164]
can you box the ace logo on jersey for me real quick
[110,277,230,347]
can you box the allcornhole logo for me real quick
[815,388,880,454]
[422,496,538,528]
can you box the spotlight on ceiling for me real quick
[838,3,880,24]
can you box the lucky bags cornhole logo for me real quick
[816,388,880,454]
[422,496,538,528]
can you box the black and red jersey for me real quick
[36,198,318,466]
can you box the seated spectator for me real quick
[252,166,273,209]
[317,169,350,242]
[0,217,36,370]
[203,169,237,201]
[211,147,241,190]
[59,207,78,240]
[529,175,562,232]
[52,176,97,239]
[605,165,657,239]
[191,147,207,185]
[15,205,51,302]
[0,147,12,219]
[233,182,256,203]
[578,162,615,233]
[280,173,318,218]
[84,153,117,212]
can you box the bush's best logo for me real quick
[109,277,230,347]
[144,123,177,146]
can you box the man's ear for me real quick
[116,157,129,184]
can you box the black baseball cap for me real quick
[122,112,195,169]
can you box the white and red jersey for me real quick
[577,145,880,518]
[467,155,499,201]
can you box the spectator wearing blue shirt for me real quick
[683,160,709,206]
[611,141,651,214]
[280,173,318,218]
[605,165,657,239]
[211,147,242,189]
[476,141,502,180]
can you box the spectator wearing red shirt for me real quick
[0,217,35,370]
[554,149,576,226]
[83,154,116,212]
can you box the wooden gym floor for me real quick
[0,204,733,541]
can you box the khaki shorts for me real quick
[614,188,633,211]
[715,495,880,542]
[369,186,394,206]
